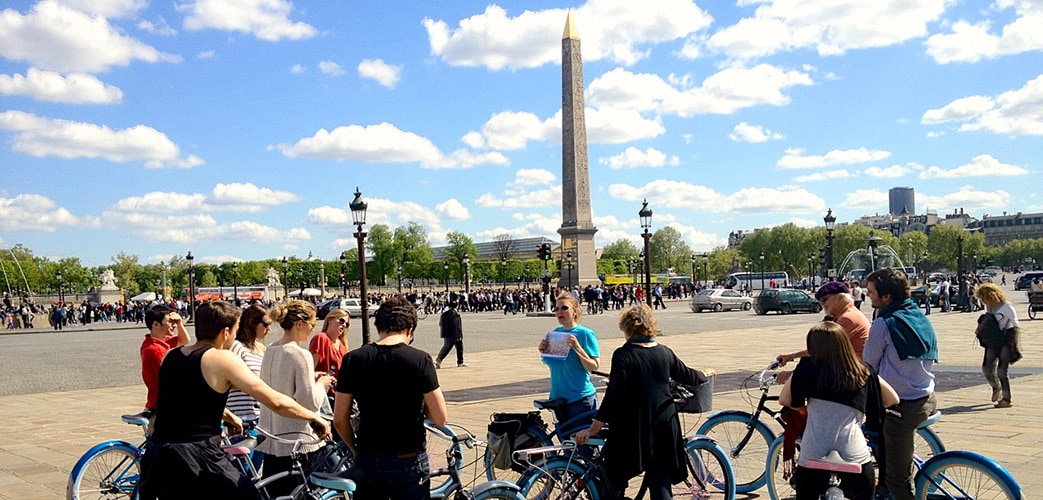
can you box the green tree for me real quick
[367,224,394,285]
[444,231,478,281]
[649,226,692,274]
[926,225,966,271]
[899,231,929,268]
[600,238,640,261]
[394,222,433,279]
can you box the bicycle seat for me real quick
[804,451,863,474]
[917,411,942,429]
[310,472,358,493]
[533,398,568,411]
[121,410,153,426]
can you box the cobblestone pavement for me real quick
[1,298,1039,498]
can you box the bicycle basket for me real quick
[487,411,544,470]
[673,378,713,414]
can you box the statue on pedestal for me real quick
[99,269,118,290]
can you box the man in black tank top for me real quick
[137,301,330,499]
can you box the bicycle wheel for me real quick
[484,425,551,483]
[516,458,599,500]
[914,450,1021,500]
[676,438,736,499]
[914,426,945,463]
[472,483,526,500]
[697,411,775,492]
[765,435,797,500]
[67,443,140,500]
[426,423,463,495]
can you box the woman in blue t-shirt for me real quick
[538,292,601,425]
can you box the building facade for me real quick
[889,187,915,216]
[982,212,1043,246]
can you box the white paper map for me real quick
[541,330,570,359]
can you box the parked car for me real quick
[317,297,366,319]
[753,289,821,315]
[911,283,941,307]
[1015,272,1043,291]
[690,288,753,312]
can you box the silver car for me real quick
[690,288,753,312]
[317,297,366,319]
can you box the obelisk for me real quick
[558,12,599,289]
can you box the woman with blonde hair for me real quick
[575,304,713,499]
[975,283,1022,408]
[310,308,350,383]
[780,322,899,500]
[538,292,600,425]
[258,300,333,496]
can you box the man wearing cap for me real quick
[776,281,870,365]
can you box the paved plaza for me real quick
[1,296,1040,498]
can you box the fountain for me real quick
[836,231,906,282]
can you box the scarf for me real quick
[878,298,938,361]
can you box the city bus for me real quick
[602,274,676,286]
[724,271,790,290]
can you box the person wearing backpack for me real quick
[974,283,1022,408]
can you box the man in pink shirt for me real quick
[777,281,870,365]
[140,305,190,412]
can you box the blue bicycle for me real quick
[67,411,150,500]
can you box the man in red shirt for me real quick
[776,281,870,365]
[140,305,190,412]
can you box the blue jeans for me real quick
[353,449,430,500]
[554,393,598,434]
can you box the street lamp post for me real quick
[639,199,653,307]
[565,252,574,290]
[690,254,696,291]
[396,265,403,294]
[501,257,508,290]
[186,251,195,319]
[160,260,166,301]
[318,262,325,297]
[463,255,471,296]
[350,188,371,345]
[55,270,63,303]
[759,252,766,290]
[443,261,450,294]
[824,208,836,281]
[298,268,305,299]
[281,256,289,300]
[232,262,239,306]
[339,252,347,297]
[807,254,814,289]
[702,254,709,288]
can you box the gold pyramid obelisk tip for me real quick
[563,11,579,40]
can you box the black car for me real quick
[753,289,822,315]
[1015,272,1043,291]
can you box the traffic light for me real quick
[537,244,552,261]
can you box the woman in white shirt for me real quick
[259,300,333,496]
[975,283,1022,408]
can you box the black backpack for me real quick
[975,313,1006,348]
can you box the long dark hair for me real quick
[806,321,870,392]
[236,304,269,349]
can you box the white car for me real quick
[317,297,366,319]
[690,288,753,312]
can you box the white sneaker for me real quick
[434,360,442,369]
[458,363,468,367]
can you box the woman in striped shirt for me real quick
[228,304,271,421]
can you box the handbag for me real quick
[975,313,1005,349]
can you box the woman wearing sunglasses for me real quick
[311,308,350,384]
[538,292,601,425]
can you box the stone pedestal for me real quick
[90,286,123,306]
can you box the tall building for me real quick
[558,12,599,288]
[889,187,915,216]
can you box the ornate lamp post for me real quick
[462,254,471,296]
[565,252,575,290]
[824,208,836,281]
[639,199,653,307]
[281,256,289,300]
[232,262,239,306]
[55,270,63,303]
[443,261,450,294]
[501,257,508,290]
[396,265,403,294]
[807,254,814,289]
[186,251,195,319]
[298,268,305,299]
[160,260,166,301]
[759,252,766,290]
[350,188,371,345]
[339,252,347,297]
[690,254,696,288]
[746,261,753,294]
[702,254,709,288]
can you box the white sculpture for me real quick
[99,269,118,288]
[266,266,282,288]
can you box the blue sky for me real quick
[1,0,1040,267]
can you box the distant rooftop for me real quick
[431,236,559,261]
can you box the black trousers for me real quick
[436,338,464,365]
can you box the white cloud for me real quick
[98,210,310,244]
[0,193,79,231]
[925,2,1043,64]
[357,58,401,88]
[308,197,448,236]
[703,0,946,60]
[0,0,181,73]
[865,164,912,178]
[475,185,562,209]
[59,0,147,18]
[919,186,1012,213]
[923,75,1043,136]
[318,61,345,76]
[423,2,712,70]
[607,179,825,215]
[510,168,556,187]
[598,147,679,169]
[793,169,852,182]
[436,198,469,220]
[729,121,785,142]
[0,68,122,104]
[0,110,204,168]
[840,189,888,211]
[290,64,306,74]
[178,0,317,41]
[110,183,300,214]
[275,122,509,169]
[919,154,1029,178]
[587,65,814,117]
[777,147,891,169]
[137,16,177,36]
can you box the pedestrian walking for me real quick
[435,300,466,368]
[652,284,666,310]
[974,283,1022,408]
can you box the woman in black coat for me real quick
[575,304,713,499]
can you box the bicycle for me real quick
[764,431,1021,499]
[483,398,599,484]
[67,411,150,500]
[424,423,526,499]
[698,361,946,494]
[231,424,355,499]
[514,434,735,500]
